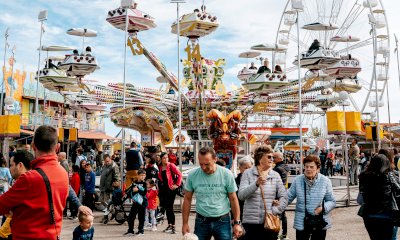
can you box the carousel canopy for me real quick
[66,28,97,37]
[251,43,287,52]
[330,35,360,42]
[39,45,75,51]
[302,22,339,31]
[238,51,261,58]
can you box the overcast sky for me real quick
[1,0,400,137]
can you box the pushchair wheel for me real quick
[115,211,127,224]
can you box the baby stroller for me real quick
[103,183,135,224]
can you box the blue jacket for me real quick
[84,171,96,194]
[287,173,336,230]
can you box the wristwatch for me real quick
[233,220,242,225]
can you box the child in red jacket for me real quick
[70,165,81,219]
[145,179,158,231]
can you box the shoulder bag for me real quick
[259,170,280,233]
[169,164,184,197]
[303,181,328,232]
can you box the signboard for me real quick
[141,134,151,146]
[216,150,233,170]
[253,102,273,112]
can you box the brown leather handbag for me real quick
[259,176,281,233]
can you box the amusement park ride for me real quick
[36,0,391,168]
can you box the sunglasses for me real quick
[266,155,273,159]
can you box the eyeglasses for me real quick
[266,155,273,159]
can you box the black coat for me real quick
[359,172,393,216]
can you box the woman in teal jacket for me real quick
[287,155,336,240]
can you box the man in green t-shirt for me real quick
[182,146,243,240]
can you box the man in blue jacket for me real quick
[125,142,144,188]
[84,163,96,210]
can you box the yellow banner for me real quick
[0,115,21,137]
[365,122,384,140]
[327,111,346,135]
[345,111,362,135]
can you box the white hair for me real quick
[274,151,283,159]
[238,155,254,167]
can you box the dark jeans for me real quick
[128,202,145,233]
[320,166,326,176]
[159,189,176,225]
[194,214,232,240]
[83,192,95,211]
[363,217,394,240]
[296,229,327,240]
[280,211,288,236]
[70,200,78,218]
[242,223,278,240]
[326,165,333,177]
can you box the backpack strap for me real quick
[35,168,59,240]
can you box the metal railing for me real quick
[21,113,105,132]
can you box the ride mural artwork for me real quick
[207,109,242,170]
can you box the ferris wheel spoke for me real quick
[288,33,309,49]
[336,37,373,54]
[329,2,364,49]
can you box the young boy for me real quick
[145,179,158,231]
[73,212,94,240]
[125,169,147,236]
[84,163,96,210]
[102,181,123,224]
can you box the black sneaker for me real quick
[163,225,172,233]
[135,231,144,236]
[124,230,134,235]
[170,226,176,234]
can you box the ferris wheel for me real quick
[273,0,390,120]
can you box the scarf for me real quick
[304,173,318,189]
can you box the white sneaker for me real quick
[151,226,157,232]
[144,224,152,230]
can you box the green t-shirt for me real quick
[185,165,237,217]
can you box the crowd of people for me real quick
[1,125,400,240]
[0,126,188,239]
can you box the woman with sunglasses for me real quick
[238,145,288,240]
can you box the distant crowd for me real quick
[0,127,400,240]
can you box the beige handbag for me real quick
[259,173,281,233]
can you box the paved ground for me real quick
[61,206,397,239]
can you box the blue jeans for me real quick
[194,214,232,240]
[392,226,398,240]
